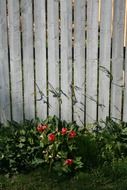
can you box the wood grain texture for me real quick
[21,0,35,119]
[0,0,127,124]
[123,8,127,121]
[61,0,72,122]
[34,0,47,119]
[86,0,98,123]
[47,0,59,117]
[74,0,86,125]
[98,0,112,121]
[111,0,125,120]
[123,46,127,121]
[8,0,23,121]
[0,0,10,122]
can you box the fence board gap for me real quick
[58,1,61,119]
[72,1,74,122]
[32,0,36,118]
[45,0,49,117]
[19,0,25,121]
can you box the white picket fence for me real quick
[0,0,127,125]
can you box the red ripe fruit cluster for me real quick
[37,124,48,132]
[69,130,76,138]
[48,133,55,142]
[65,159,73,165]
[61,127,67,135]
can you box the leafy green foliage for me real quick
[95,118,127,163]
[0,120,42,174]
[75,133,99,169]
[1,115,127,179]
[36,116,83,175]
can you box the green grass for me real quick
[1,167,127,190]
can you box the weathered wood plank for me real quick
[111,0,125,120]
[74,0,86,125]
[47,0,59,117]
[98,0,112,121]
[0,0,10,122]
[61,0,72,122]
[34,0,47,119]
[21,0,35,119]
[8,0,23,121]
[123,46,127,121]
[123,12,127,121]
[86,0,98,123]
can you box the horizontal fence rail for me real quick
[0,0,127,125]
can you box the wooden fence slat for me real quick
[86,0,98,123]
[0,0,10,122]
[98,0,112,121]
[111,0,125,120]
[1,0,127,124]
[123,12,127,121]
[21,0,35,119]
[47,0,59,117]
[61,0,72,122]
[123,46,127,121]
[8,0,23,122]
[74,0,86,125]
[34,0,47,119]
